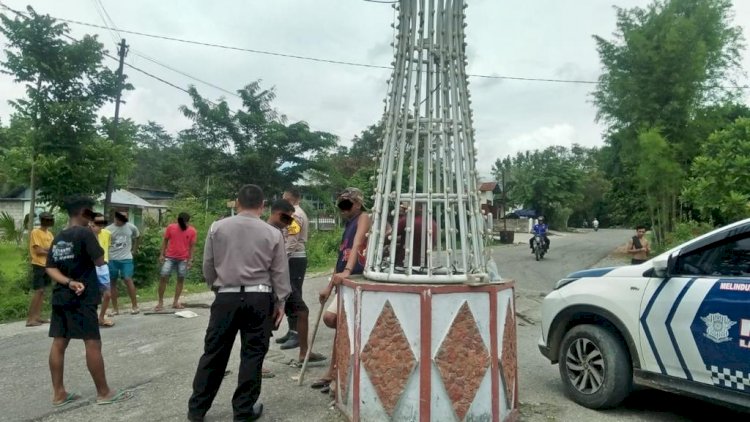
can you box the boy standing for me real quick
[156,212,197,311]
[46,195,131,406]
[26,212,55,327]
[106,211,140,314]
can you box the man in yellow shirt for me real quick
[91,213,114,327]
[26,212,55,327]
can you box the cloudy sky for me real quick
[1,0,749,178]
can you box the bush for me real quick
[0,266,35,322]
[652,220,715,255]
[306,228,342,272]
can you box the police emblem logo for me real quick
[701,313,737,343]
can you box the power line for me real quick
[45,14,613,85]
[130,50,241,98]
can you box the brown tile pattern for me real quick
[360,301,417,417]
[501,299,517,407]
[435,301,491,420]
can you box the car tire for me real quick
[558,324,632,409]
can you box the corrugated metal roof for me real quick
[103,189,168,208]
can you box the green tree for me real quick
[592,0,744,235]
[0,7,127,211]
[682,118,750,223]
[178,82,338,199]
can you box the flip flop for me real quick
[53,392,82,407]
[25,321,43,327]
[99,319,115,328]
[36,318,50,324]
[96,389,133,405]
[171,303,185,310]
[153,305,164,312]
[107,310,120,317]
[262,368,275,379]
[311,379,331,389]
[130,308,140,315]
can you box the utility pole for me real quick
[27,77,43,237]
[103,38,128,216]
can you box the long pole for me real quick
[103,38,128,216]
[26,76,43,242]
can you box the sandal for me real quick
[96,389,133,405]
[25,321,43,327]
[311,379,331,389]
[130,307,140,315]
[262,368,275,379]
[171,303,185,310]
[53,392,82,407]
[99,319,115,328]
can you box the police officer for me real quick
[188,184,291,422]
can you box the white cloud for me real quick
[0,0,747,182]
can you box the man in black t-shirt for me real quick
[45,195,132,406]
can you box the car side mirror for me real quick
[653,251,679,278]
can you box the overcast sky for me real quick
[1,0,749,179]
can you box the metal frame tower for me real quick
[365,0,490,283]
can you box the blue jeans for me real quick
[161,258,188,279]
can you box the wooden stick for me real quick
[297,299,327,386]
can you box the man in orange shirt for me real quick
[26,212,55,327]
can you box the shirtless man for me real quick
[627,225,651,265]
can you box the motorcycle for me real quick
[532,234,547,261]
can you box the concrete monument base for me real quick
[333,276,519,422]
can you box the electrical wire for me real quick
[19,12,614,85]
[1,1,747,90]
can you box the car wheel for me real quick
[558,324,632,409]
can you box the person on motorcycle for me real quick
[592,217,599,231]
[529,216,550,253]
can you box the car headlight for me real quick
[554,277,579,290]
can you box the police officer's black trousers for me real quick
[188,291,273,420]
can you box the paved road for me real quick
[497,229,748,421]
[0,279,345,422]
[2,228,747,421]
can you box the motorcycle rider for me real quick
[592,217,599,231]
[529,216,550,253]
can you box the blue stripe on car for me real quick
[640,280,668,375]
[666,278,696,381]
[566,267,616,278]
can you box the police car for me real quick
[538,218,750,410]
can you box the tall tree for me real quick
[0,7,126,210]
[592,0,744,239]
[178,82,338,199]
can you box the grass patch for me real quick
[0,242,24,278]
[306,229,341,274]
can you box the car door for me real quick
[639,225,750,394]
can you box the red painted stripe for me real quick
[489,291,500,422]
[352,286,361,421]
[340,278,515,295]
[420,289,432,421]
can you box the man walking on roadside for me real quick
[26,212,55,327]
[156,212,197,311]
[106,211,140,315]
[627,225,651,265]
[188,184,290,422]
[45,195,132,407]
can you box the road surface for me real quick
[0,228,746,421]
[497,229,748,421]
